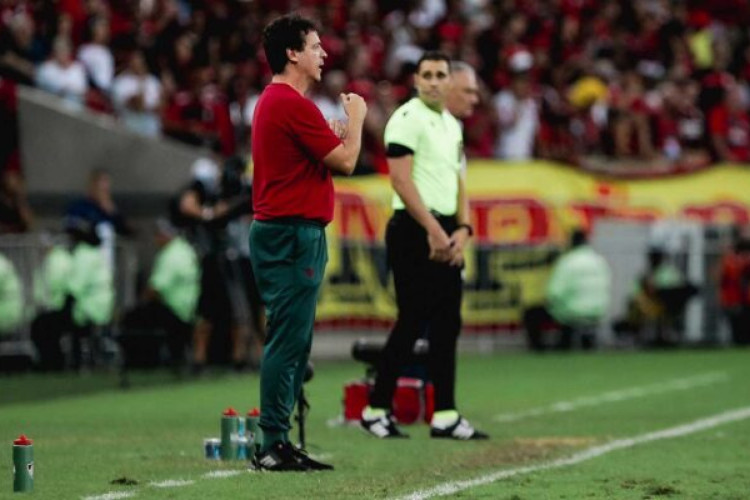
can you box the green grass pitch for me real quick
[1,348,749,499]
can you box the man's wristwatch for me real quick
[457,223,473,236]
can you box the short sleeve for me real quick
[288,97,342,161]
[384,105,420,150]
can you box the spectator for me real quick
[36,37,88,110]
[609,70,656,159]
[616,247,697,347]
[358,80,399,174]
[312,69,348,122]
[708,84,750,163]
[119,219,200,370]
[227,69,261,156]
[217,155,265,369]
[0,170,34,234]
[30,238,73,371]
[65,168,133,237]
[12,1,750,170]
[657,78,709,166]
[0,78,21,173]
[493,52,539,160]
[31,218,113,371]
[162,63,235,156]
[523,230,612,351]
[0,251,23,336]
[537,66,576,162]
[33,236,73,315]
[170,153,255,372]
[77,16,114,93]
[0,11,37,85]
[65,168,134,273]
[717,227,750,345]
[66,217,114,331]
[111,50,163,137]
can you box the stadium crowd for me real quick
[2,0,750,176]
[2,1,750,372]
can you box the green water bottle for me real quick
[246,407,261,455]
[13,435,33,493]
[220,407,239,460]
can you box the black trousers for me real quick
[523,305,596,351]
[370,211,461,412]
[31,307,91,371]
[523,305,573,352]
[120,300,192,368]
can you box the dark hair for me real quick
[416,51,451,74]
[262,14,318,75]
[570,229,587,248]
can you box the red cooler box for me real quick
[343,378,434,424]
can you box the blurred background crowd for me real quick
[2,0,750,177]
[1,0,750,374]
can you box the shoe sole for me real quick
[359,421,410,439]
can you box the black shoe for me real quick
[252,442,309,472]
[430,416,489,440]
[291,446,334,471]
[360,414,409,439]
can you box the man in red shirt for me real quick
[249,13,366,472]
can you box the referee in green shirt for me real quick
[361,52,487,440]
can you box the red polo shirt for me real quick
[251,82,342,224]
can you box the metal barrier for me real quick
[0,217,737,356]
[0,233,139,341]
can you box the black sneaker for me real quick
[252,442,309,472]
[430,416,489,440]
[291,446,334,471]
[361,414,409,439]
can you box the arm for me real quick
[389,155,452,262]
[327,119,347,139]
[179,190,207,220]
[545,258,568,304]
[323,93,367,175]
[448,170,471,266]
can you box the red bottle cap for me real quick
[223,407,238,417]
[247,407,260,417]
[13,435,32,446]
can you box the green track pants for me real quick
[248,219,327,450]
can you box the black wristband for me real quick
[457,223,473,236]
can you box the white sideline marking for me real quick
[494,372,729,423]
[203,470,242,479]
[397,405,750,500]
[81,492,136,500]
[149,479,195,488]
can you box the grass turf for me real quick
[0,348,748,499]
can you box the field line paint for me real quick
[149,479,195,488]
[203,470,243,479]
[398,405,750,500]
[81,492,136,500]
[493,372,729,423]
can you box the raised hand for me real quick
[340,92,367,122]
